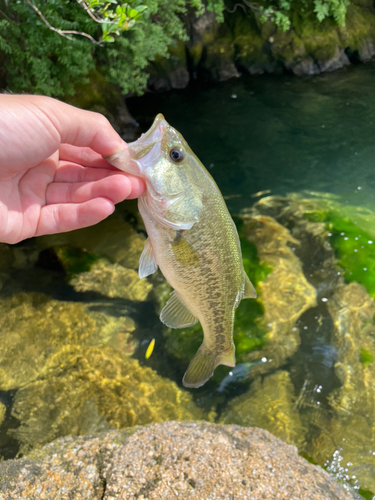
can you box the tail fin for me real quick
[182,345,235,389]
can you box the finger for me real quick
[54,163,122,183]
[59,144,117,169]
[46,175,137,205]
[40,97,126,156]
[36,198,115,236]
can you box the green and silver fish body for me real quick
[106,114,256,388]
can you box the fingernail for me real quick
[122,140,128,149]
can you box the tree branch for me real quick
[76,0,106,24]
[0,8,15,23]
[25,0,103,46]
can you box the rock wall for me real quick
[148,0,375,91]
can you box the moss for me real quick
[65,69,121,115]
[360,348,374,366]
[55,246,99,277]
[305,208,375,298]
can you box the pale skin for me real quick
[0,95,145,244]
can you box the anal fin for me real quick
[160,291,198,329]
[138,238,158,279]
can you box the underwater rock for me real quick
[0,293,137,391]
[309,282,375,493]
[38,208,145,271]
[70,259,152,302]
[0,402,5,427]
[0,421,361,500]
[221,370,305,448]
[11,346,203,454]
[239,214,317,372]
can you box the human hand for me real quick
[0,95,144,244]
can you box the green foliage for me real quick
[0,0,195,96]
[0,0,352,97]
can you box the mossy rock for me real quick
[0,402,5,427]
[11,345,203,454]
[221,370,306,448]
[37,205,145,271]
[307,282,375,493]
[70,258,152,302]
[0,292,137,391]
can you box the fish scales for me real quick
[106,114,256,388]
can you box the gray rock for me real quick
[318,48,350,73]
[0,421,361,500]
[290,57,320,76]
[169,66,190,89]
[358,40,375,62]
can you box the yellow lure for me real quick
[145,338,155,359]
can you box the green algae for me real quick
[304,208,375,298]
[360,348,374,366]
[55,246,99,277]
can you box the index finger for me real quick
[59,144,119,169]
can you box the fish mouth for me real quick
[135,113,165,146]
[104,113,166,176]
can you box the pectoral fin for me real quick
[160,290,198,329]
[138,238,158,279]
[171,232,200,267]
[243,273,257,299]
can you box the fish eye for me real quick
[169,147,184,163]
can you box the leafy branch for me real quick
[24,0,148,46]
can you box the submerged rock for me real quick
[70,259,152,302]
[0,402,5,427]
[221,370,305,448]
[0,421,360,500]
[309,282,375,493]
[11,347,202,454]
[38,207,145,271]
[239,214,317,372]
[0,293,136,392]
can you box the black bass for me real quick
[106,114,256,388]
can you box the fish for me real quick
[105,114,257,388]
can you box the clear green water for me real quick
[129,62,375,214]
[1,64,375,497]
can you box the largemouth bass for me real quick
[106,114,256,388]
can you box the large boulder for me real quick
[0,421,361,500]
